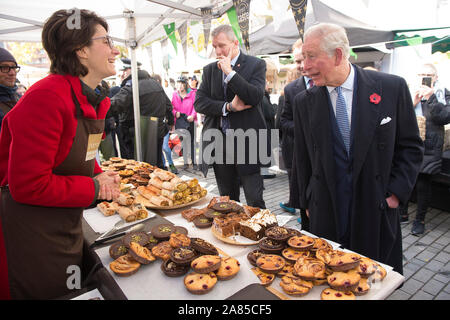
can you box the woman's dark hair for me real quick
[42,9,108,76]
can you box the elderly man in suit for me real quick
[194,25,267,208]
[280,39,312,230]
[292,23,423,274]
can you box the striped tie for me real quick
[335,86,350,153]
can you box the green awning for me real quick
[387,27,450,53]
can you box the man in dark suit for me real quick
[194,25,267,208]
[280,39,311,231]
[292,23,424,274]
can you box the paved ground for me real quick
[172,159,450,300]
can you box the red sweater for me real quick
[0,74,109,207]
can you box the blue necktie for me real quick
[335,86,350,153]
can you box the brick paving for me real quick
[173,159,450,300]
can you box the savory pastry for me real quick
[137,186,157,200]
[150,195,173,207]
[117,205,137,222]
[128,241,156,265]
[146,184,162,195]
[321,288,356,300]
[153,168,176,181]
[184,272,217,295]
[97,201,118,216]
[131,203,148,220]
[149,176,164,189]
[215,257,240,281]
[109,254,140,277]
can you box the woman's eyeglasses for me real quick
[91,35,115,49]
[0,65,20,73]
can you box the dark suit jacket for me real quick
[292,65,424,272]
[194,52,267,177]
[280,77,307,169]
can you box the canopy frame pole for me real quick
[125,10,143,162]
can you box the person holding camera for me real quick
[401,63,450,235]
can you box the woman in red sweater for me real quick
[0,9,120,299]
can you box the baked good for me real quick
[251,267,276,287]
[109,254,141,277]
[315,248,334,265]
[117,205,136,222]
[239,220,264,241]
[370,263,387,282]
[259,238,285,254]
[327,269,361,291]
[207,196,230,209]
[212,214,241,237]
[145,233,159,250]
[151,241,173,261]
[97,201,118,216]
[191,255,222,273]
[122,232,149,247]
[215,257,240,280]
[243,205,260,216]
[210,202,234,213]
[204,209,225,219]
[193,216,213,228]
[282,247,310,263]
[256,254,286,274]
[169,232,191,248]
[190,238,218,256]
[130,203,148,220]
[117,192,135,206]
[247,249,265,267]
[277,263,295,277]
[184,272,217,295]
[249,209,278,230]
[321,288,356,300]
[287,235,315,251]
[326,251,361,272]
[311,238,333,253]
[265,226,291,242]
[161,259,190,277]
[356,257,377,278]
[128,241,156,264]
[109,241,128,260]
[170,246,197,266]
[293,257,326,280]
[352,277,370,296]
[173,226,188,235]
[279,275,313,296]
[285,228,303,237]
[181,208,208,222]
[151,224,175,241]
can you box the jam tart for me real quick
[277,263,295,277]
[327,269,361,292]
[279,275,313,296]
[321,288,356,300]
[356,257,377,278]
[293,257,326,280]
[215,257,240,280]
[327,251,361,272]
[184,272,218,295]
[251,267,276,287]
[191,255,222,273]
[311,238,333,253]
[281,247,310,263]
[128,241,156,265]
[370,263,387,282]
[287,235,315,251]
[256,254,286,274]
[352,277,371,296]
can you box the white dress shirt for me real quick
[327,64,355,126]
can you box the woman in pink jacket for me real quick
[172,76,197,170]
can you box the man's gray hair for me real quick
[211,24,237,42]
[304,23,350,60]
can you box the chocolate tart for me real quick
[170,246,197,266]
[256,254,286,274]
[265,226,291,242]
[128,241,156,265]
[247,249,265,267]
[109,254,141,277]
[144,233,160,250]
[122,232,149,247]
[259,238,285,254]
[190,238,218,255]
[109,241,129,260]
[210,201,234,213]
[203,209,224,219]
[193,215,213,228]
[151,224,175,241]
[191,255,222,273]
[173,226,188,235]
[184,272,218,295]
[285,228,303,237]
[161,259,190,277]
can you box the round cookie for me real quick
[256,254,286,274]
[281,247,310,263]
[170,246,197,266]
[169,232,191,248]
[327,269,361,292]
[279,276,313,297]
[287,235,315,251]
[161,259,190,277]
[215,257,240,280]
[109,241,129,260]
[191,255,222,273]
[321,288,356,300]
[173,226,188,235]
[190,238,218,255]
[285,228,303,238]
[184,272,218,295]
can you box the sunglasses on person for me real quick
[91,35,115,49]
[0,65,20,73]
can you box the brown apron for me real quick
[0,84,104,299]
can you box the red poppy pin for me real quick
[370,93,381,104]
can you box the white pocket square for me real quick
[380,117,391,125]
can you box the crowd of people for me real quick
[0,7,448,300]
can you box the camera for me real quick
[422,76,432,88]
